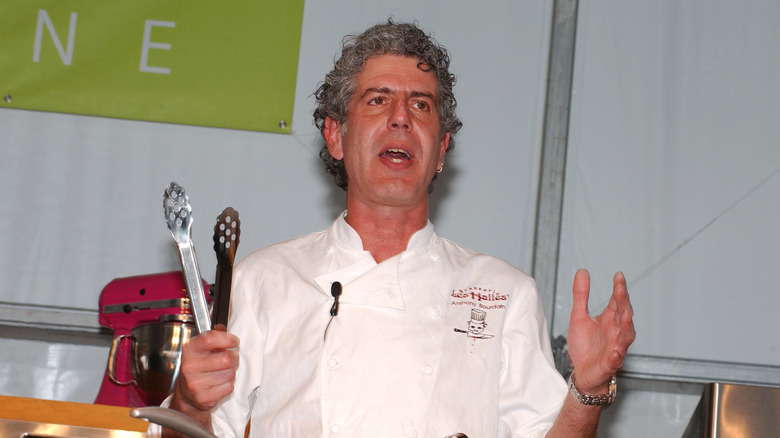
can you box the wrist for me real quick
[567,371,617,406]
[169,392,213,430]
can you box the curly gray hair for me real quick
[313,19,463,191]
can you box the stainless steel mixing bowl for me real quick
[108,319,194,404]
[132,321,194,397]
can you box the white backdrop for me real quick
[556,0,780,367]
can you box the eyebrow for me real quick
[360,87,436,101]
[361,87,392,97]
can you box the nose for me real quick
[388,100,410,130]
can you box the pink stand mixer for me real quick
[93,271,209,407]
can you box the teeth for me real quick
[386,148,411,159]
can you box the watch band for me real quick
[567,371,617,406]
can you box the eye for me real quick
[369,96,386,105]
[413,100,430,111]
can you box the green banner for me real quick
[2,0,304,133]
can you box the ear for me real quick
[437,131,451,167]
[323,116,344,160]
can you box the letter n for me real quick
[33,10,78,65]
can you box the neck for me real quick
[345,199,429,263]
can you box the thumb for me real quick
[571,268,591,319]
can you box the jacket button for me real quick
[328,357,340,368]
[330,423,340,433]
[428,306,441,318]
[424,365,434,375]
[408,429,419,437]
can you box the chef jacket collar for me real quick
[314,212,436,311]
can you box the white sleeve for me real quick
[146,422,162,438]
[498,276,567,437]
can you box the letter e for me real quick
[140,20,175,74]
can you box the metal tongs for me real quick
[211,207,240,327]
[163,182,211,334]
[131,406,217,438]
[154,185,238,438]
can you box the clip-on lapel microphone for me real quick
[324,281,342,341]
[330,281,342,316]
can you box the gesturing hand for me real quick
[566,269,635,394]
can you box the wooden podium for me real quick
[0,395,148,435]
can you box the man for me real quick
[154,20,634,437]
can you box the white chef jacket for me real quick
[149,215,566,438]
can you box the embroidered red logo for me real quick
[450,286,507,302]
[454,308,494,340]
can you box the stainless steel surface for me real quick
[163,182,211,334]
[107,333,134,385]
[130,407,218,438]
[107,322,194,397]
[0,418,144,438]
[683,382,780,438]
[621,375,705,396]
[160,313,194,323]
[621,354,780,387]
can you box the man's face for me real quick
[324,54,450,210]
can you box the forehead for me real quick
[355,54,438,95]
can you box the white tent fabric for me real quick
[557,0,780,366]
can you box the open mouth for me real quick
[381,148,412,163]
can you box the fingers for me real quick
[191,329,240,352]
[604,272,635,374]
[178,368,237,409]
[571,268,591,319]
[612,271,630,307]
[182,344,239,375]
[182,330,240,374]
[175,329,240,411]
[612,271,636,345]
